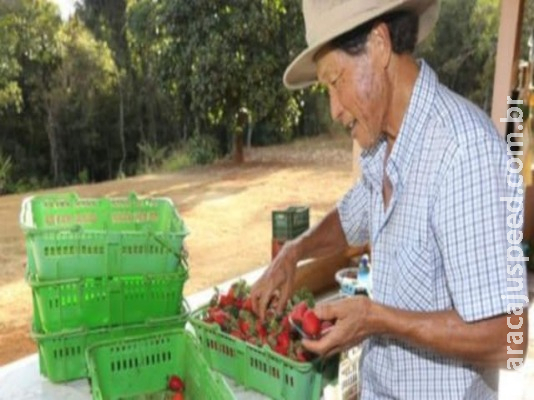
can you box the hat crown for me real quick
[303,0,400,46]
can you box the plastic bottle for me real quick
[357,254,372,296]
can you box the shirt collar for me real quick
[360,60,438,189]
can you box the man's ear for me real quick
[369,22,392,70]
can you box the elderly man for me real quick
[250,0,529,398]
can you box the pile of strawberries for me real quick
[201,280,331,363]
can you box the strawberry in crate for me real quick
[201,280,331,362]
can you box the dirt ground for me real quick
[0,133,359,366]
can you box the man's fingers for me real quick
[276,284,290,315]
[313,301,339,321]
[301,330,338,356]
[258,290,272,321]
[250,283,261,316]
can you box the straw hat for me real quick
[283,0,440,89]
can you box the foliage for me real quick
[0,0,526,194]
[0,150,12,193]
[185,134,220,166]
[416,0,499,112]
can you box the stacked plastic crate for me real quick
[271,206,310,259]
[20,192,189,383]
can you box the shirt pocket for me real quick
[391,242,435,311]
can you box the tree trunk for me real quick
[234,108,249,164]
[234,129,244,164]
[45,100,61,185]
[117,80,126,178]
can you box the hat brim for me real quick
[283,0,440,90]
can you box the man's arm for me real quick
[370,302,529,368]
[289,207,349,261]
[251,208,348,319]
[303,297,529,369]
[251,179,370,319]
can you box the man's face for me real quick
[316,30,390,150]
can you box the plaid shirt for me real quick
[337,60,529,399]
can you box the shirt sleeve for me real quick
[432,137,529,322]
[336,178,370,246]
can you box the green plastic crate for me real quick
[29,268,188,333]
[32,310,188,383]
[20,192,188,280]
[86,328,235,400]
[272,206,309,241]
[190,306,336,400]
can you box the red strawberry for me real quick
[255,320,267,339]
[277,330,290,348]
[281,315,290,331]
[208,308,229,327]
[302,309,321,337]
[274,343,289,356]
[295,342,310,362]
[289,301,308,324]
[230,329,244,339]
[168,375,185,392]
[235,298,244,309]
[320,320,334,334]
[242,297,253,312]
[219,294,233,307]
[172,393,184,400]
[239,319,251,335]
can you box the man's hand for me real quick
[302,295,529,369]
[303,296,372,358]
[250,241,299,320]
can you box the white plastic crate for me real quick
[338,346,361,400]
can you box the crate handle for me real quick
[148,232,189,272]
[145,299,191,325]
[31,326,86,339]
[19,193,80,230]
[26,272,81,288]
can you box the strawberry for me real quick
[289,301,308,325]
[172,393,184,400]
[294,342,310,362]
[255,320,267,339]
[208,308,229,327]
[168,375,185,392]
[276,330,291,349]
[281,315,290,331]
[230,329,244,339]
[274,343,289,356]
[219,294,233,307]
[302,309,321,337]
[320,320,334,334]
[242,297,253,312]
[239,319,251,335]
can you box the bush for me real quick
[160,149,192,172]
[186,134,220,165]
[0,152,12,195]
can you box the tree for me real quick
[0,1,23,114]
[78,0,130,177]
[417,0,500,112]
[158,0,306,163]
